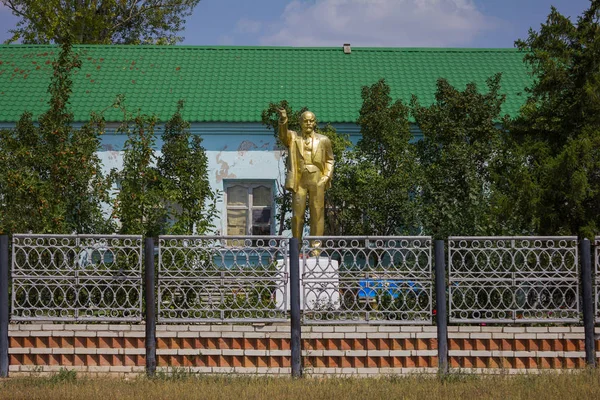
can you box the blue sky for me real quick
[0,0,592,47]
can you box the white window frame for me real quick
[223,180,275,236]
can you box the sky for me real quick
[0,0,593,47]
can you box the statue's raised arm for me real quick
[277,108,291,147]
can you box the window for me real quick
[225,182,274,236]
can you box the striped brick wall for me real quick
[155,324,292,375]
[9,324,146,377]
[302,326,438,376]
[448,326,595,372]
[7,324,600,377]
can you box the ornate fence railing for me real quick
[11,234,143,322]
[157,236,289,323]
[7,234,594,325]
[301,236,433,325]
[448,236,579,324]
[595,237,599,323]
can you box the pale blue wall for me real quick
[97,122,365,235]
[0,121,423,235]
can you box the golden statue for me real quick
[277,109,334,246]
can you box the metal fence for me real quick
[11,234,143,322]
[448,236,579,324]
[593,236,600,322]
[157,236,289,323]
[7,234,596,325]
[301,236,433,325]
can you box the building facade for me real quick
[0,45,531,234]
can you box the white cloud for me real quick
[236,18,262,34]
[260,0,497,47]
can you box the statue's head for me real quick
[300,111,316,134]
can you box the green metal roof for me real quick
[0,45,532,123]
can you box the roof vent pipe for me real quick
[343,43,351,54]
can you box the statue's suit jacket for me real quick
[278,122,334,193]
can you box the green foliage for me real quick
[0,40,111,235]
[0,41,214,237]
[3,371,600,399]
[112,101,216,237]
[319,123,352,235]
[111,113,164,236]
[218,263,282,319]
[262,77,515,238]
[2,0,201,44]
[511,2,600,238]
[160,245,282,320]
[332,79,420,236]
[157,100,218,235]
[49,368,76,384]
[412,74,517,238]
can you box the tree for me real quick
[320,125,352,236]
[0,40,111,234]
[2,0,201,44]
[111,113,164,237]
[330,79,420,236]
[157,100,217,235]
[112,101,216,237]
[511,2,600,238]
[412,74,517,239]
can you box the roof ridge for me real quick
[0,44,521,52]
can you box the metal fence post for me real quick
[0,235,9,378]
[289,237,302,378]
[580,238,595,367]
[145,237,156,377]
[434,239,448,375]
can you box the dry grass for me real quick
[1,369,600,400]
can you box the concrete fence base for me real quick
[6,324,600,377]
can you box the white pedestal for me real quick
[276,257,339,311]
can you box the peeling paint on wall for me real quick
[237,140,272,156]
[237,140,257,156]
[215,151,236,183]
[101,144,122,161]
[107,151,120,161]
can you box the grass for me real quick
[1,369,600,400]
